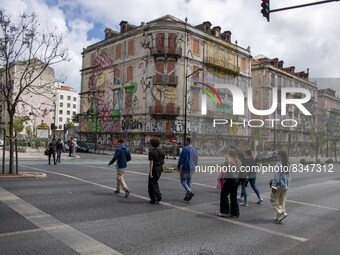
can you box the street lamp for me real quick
[184,68,203,143]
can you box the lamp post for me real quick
[184,68,203,143]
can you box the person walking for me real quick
[148,138,165,204]
[245,150,263,204]
[108,139,131,198]
[56,138,63,163]
[68,138,73,157]
[270,150,291,223]
[219,149,240,218]
[48,139,56,165]
[177,137,198,201]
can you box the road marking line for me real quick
[20,165,308,242]
[83,164,340,212]
[0,187,123,255]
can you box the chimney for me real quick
[119,21,128,33]
[104,28,113,40]
[222,31,232,43]
[211,26,221,37]
[278,60,284,68]
[203,21,212,33]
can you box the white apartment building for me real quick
[55,84,79,130]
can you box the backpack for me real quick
[126,149,131,162]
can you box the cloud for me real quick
[1,0,339,94]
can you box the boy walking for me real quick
[177,138,198,201]
[108,139,131,198]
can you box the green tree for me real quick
[0,10,69,174]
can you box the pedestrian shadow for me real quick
[242,218,278,225]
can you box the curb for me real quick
[0,172,47,179]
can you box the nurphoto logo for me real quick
[197,83,312,128]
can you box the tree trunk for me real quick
[2,129,5,174]
[15,135,18,174]
[8,113,14,175]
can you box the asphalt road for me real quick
[1,153,340,255]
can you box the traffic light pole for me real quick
[271,0,339,13]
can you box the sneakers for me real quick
[218,213,229,218]
[257,197,264,204]
[113,190,120,194]
[124,190,131,198]
[277,212,288,222]
[240,202,248,207]
[184,192,194,201]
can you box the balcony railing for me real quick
[204,56,239,76]
[153,75,178,85]
[149,105,180,117]
[150,47,182,58]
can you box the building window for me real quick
[73,104,76,109]
[126,66,133,82]
[116,43,121,59]
[67,118,70,122]
[67,103,71,108]
[67,111,70,115]
[67,96,71,100]
[127,39,134,56]
[168,33,176,50]
[240,58,247,72]
[73,97,77,102]
[60,95,64,100]
[60,102,63,107]
[193,39,200,56]
[59,117,63,122]
[73,111,76,115]
[59,110,63,114]
[156,33,165,50]
[58,125,62,129]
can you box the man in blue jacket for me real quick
[177,138,198,201]
[108,139,131,198]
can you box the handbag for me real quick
[44,149,49,156]
[269,179,273,188]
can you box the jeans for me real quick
[180,171,192,194]
[56,149,62,163]
[248,178,261,199]
[241,181,248,203]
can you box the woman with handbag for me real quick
[219,149,241,218]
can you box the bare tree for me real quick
[0,11,69,174]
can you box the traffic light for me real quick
[261,0,270,22]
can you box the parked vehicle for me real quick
[76,141,89,153]
[255,151,279,163]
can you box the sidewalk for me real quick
[1,148,338,163]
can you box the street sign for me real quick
[36,123,49,139]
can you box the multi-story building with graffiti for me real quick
[79,15,252,156]
[251,56,318,156]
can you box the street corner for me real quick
[0,172,47,179]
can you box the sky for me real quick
[1,0,339,94]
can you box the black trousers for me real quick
[48,152,56,164]
[220,178,240,216]
[148,171,162,202]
